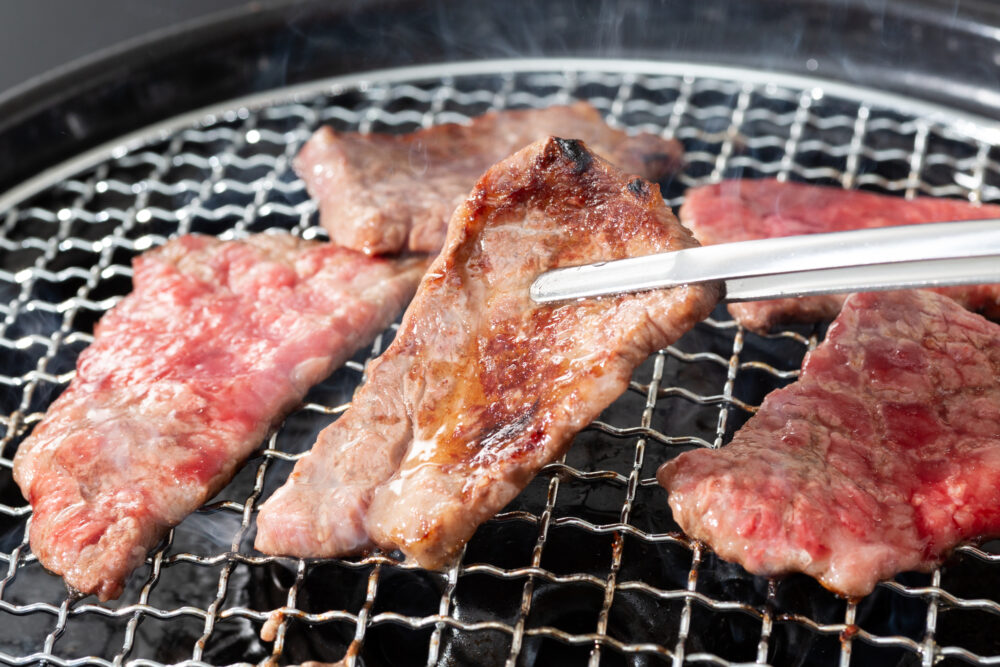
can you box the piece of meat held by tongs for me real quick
[254,137,721,567]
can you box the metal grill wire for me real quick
[2,65,1000,666]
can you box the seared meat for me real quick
[658,289,1000,598]
[13,234,425,600]
[680,179,1000,333]
[296,101,683,255]
[255,137,720,567]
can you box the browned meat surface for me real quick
[296,101,683,255]
[256,137,721,567]
[658,289,1000,598]
[680,179,1000,333]
[13,234,425,600]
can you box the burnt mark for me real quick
[478,404,537,452]
[554,138,592,175]
[628,178,649,198]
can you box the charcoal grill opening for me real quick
[2,60,1000,666]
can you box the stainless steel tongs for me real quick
[530,219,1000,303]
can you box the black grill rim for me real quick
[4,0,1000,198]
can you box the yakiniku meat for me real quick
[296,101,683,255]
[13,233,425,601]
[658,289,1000,598]
[680,179,1000,332]
[255,137,721,567]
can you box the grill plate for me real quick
[2,60,1000,666]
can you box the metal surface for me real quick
[726,256,1000,302]
[530,220,1000,303]
[2,60,1000,666]
[10,0,1000,197]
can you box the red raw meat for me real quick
[680,179,1000,332]
[13,233,425,600]
[658,289,1000,597]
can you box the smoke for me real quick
[173,507,246,553]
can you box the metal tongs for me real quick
[530,219,1000,303]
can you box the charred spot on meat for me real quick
[554,137,593,174]
[628,178,649,198]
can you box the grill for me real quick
[2,59,1000,666]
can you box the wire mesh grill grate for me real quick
[2,61,1000,666]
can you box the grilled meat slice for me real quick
[680,179,1000,333]
[296,101,683,255]
[256,137,721,567]
[658,289,1000,598]
[13,234,425,601]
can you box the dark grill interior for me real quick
[1,61,1000,666]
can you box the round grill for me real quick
[2,60,1000,666]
